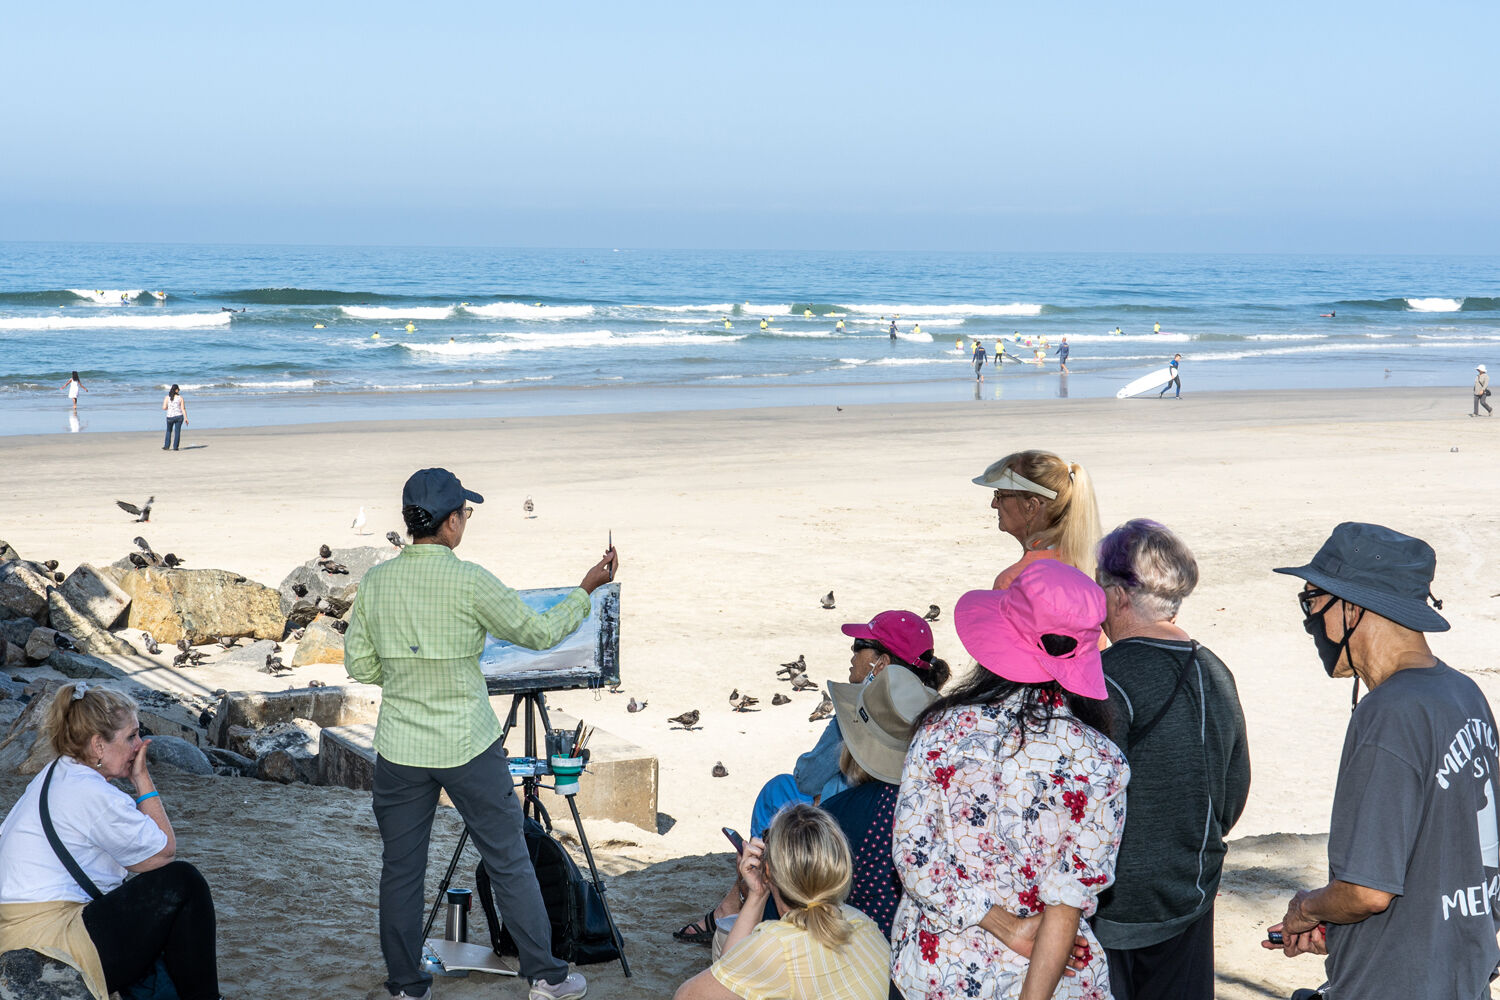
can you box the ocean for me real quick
[2,242,1497,435]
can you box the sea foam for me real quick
[342,305,456,320]
[1406,297,1463,312]
[0,313,232,331]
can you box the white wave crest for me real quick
[624,303,736,314]
[896,331,934,343]
[1247,334,1327,341]
[742,303,791,316]
[342,305,456,320]
[846,302,1045,317]
[67,289,144,305]
[464,302,596,320]
[402,329,744,356]
[0,312,232,331]
[1406,297,1463,312]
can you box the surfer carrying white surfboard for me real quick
[1158,354,1182,398]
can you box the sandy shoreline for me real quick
[3,386,1498,997]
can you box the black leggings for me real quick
[81,860,219,1000]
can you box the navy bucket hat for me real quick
[1273,521,1449,632]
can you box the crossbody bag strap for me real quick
[39,759,104,902]
[1127,641,1200,752]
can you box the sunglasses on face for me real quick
[1299,586,1331,618]
[851,639,882,654]
[992,490,1031,503]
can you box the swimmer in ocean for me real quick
[1320,310,1336,318]
[889,318,898,341]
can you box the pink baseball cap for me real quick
[841,610,934,667]
[954,560,1108,699]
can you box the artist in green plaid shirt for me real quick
[345,468,616,1000]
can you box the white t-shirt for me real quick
[0,757,167,904]
[164,395,184,418]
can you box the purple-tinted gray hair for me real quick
[1096,519,1198,622]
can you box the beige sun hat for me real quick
[827,665,940,785]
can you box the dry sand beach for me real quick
[2,386,1498,999]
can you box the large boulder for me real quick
[24,628,60,663]
[123,568,284,645]
[44,649,126,681]
[0,679,63,775]
[0,949,92,999]
[57,565,129,630]
[212,639,281,673]
[0,540,20,563]
[277,546,391,615]
[0,563,50,624]
[45,591,135,658]
[145,734,214,776]
[290,614,345,668]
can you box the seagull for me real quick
[771,693,791,706]
[162,553,184,568]
[386,531,405,548]
[115,496,154,522]
[820,591,836,609]
[667,709,700,730]
[924,605,941,622]
[319,544,332,559]
[790,673,818,692]
[350,508,367,534]
[627,697,647,713]
[523,496,535,518]
[808,691,834,722]
[712,762,728,778]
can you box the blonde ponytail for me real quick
[990,450,1102,578]
[44,682,138,762]
[764,803,855,950]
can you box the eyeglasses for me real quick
[992,490,1031,503]
[851,639,882,654]
[461,506,474,519]
[1299,586,1331,618]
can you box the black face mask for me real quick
[1304,600,1363,708]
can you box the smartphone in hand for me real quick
[722,827,745,854]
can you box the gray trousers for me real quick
[373,739,568,994]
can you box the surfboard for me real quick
[1116,367,1174,399]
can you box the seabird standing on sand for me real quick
[808,691,834,722]
[924,605,941,622]
[790,673,818,691]
[350,507,367,534]
[777,654,807,678]
[712,762,728,778]
[140,632,160,655]
[115,496,154,522]
[667,709,700,730]
[771,693,791,706]
[627,697,647,713]
[820,590,836,609]
[523,496,535,518]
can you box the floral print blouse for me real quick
[891,694,1129,1000]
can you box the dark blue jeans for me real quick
[164,416,183,449]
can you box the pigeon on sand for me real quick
[627,697,648,713]
[771,693,791,706]
[789,673,818,692]
[820,591,836,609]
[808,692,834,722]
[777,654,807,679]
[712,762,728,778]
[667,709,700,730]
[523,496,535,518]
[924,605,941,622]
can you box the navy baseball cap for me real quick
[402,468,484,520]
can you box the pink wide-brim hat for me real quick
[954,559,1108,699]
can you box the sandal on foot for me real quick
[672,910,717,944]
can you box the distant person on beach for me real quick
[1093,520,1250,1000]
[1154,322,1160,334]
[891,561,1127,1000]
[1158,354,1181,398]
[344,468,616,1000]
[61,371,87,411]
[1055,337,1070,372]
[0,682,221,1000]
[1266,523,1500,999]
[1473,364,1491,416]
[972,450,1102,587]
[889,319,898,341]
[161,385,188,451]
[971,342,987,381]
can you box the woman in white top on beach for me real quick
[161,385,187,451]
[61,372,86,412]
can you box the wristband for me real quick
[134,791,160,805]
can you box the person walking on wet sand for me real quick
[972,341,988,381]
[1473,364,1491,416]
[161,385,188,450]
[1158,355,1181,399]
[1055,337,1070,373]
[61,371,87,411]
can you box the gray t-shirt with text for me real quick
[1325,662,1500,999]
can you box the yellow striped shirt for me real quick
[711,905,891,1000]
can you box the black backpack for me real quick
[474,810,621,966]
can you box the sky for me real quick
[3,1,1497,252]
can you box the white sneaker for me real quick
[529,971,587,1000]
